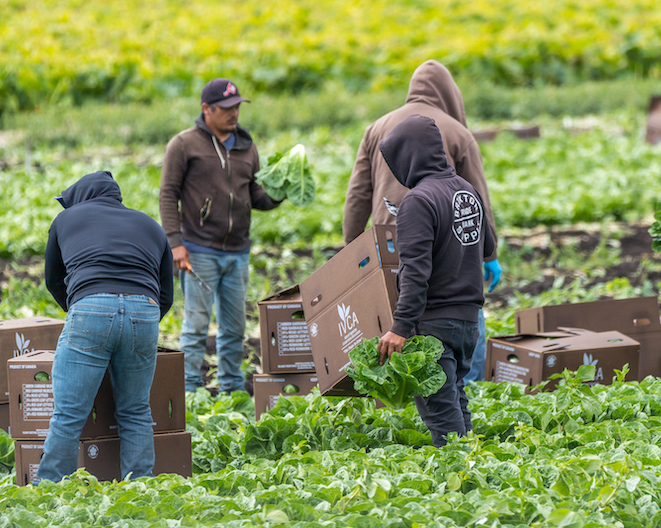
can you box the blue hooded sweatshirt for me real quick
[45,171,174,320]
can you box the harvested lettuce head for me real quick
[256,144,316,207]
[346,335,447,410]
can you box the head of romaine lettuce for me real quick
[346,335,447,410]
[255,143,316,206]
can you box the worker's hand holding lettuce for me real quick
[346,335,447,409]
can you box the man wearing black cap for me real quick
[159,78,282,394]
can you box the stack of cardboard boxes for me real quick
[299,225,399,396]
[8,347,191,485]
[486,296,661,388]
[0,317,65,434]
[254,226,399,413]
[253,286,318,420]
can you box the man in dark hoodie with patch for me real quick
[37,170,173,482]
[160,78,282,394]
[344,60,501,383]
[377,115,495,447]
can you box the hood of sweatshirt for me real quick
[405,60,467,127]
[379,114,456,189]
[56,170,122,209]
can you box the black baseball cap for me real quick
[201,78,250,107]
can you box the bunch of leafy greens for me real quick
[346,335,447,409]
[255,144,316,207]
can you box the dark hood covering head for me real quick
[56,170,122,209]
[379,114,455,189]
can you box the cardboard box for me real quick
[0,402,9,434]
[85,348,186,437]
[300,225,398,395]
[258,286,315,373]
[8,349,185,440]
[14,441,44,486]
[14,431,192,486]
[79,431,192,481]
[0,317,64,403]
[253,372,319,420]
[486,329,640,389]
[514,296,661,379]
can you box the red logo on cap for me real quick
[223,82,237,97]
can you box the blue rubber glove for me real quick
[484,259,502,292]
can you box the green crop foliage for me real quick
[1,0,660,114]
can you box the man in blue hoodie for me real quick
[377,115,495,447]
[37,171,174,482]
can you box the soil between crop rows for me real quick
[2,221,658,394]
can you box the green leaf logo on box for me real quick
[346,335,447,410]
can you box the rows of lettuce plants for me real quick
[1,367,661,526]
[2,0,660,113]
[0,111,659,259]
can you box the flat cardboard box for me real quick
[253,372,319,420]
[514,296,661,379]
[0,402,8,434]
[85,347,186,437]
[258,285,315,373]
[14,431,192,486]
[8,349,185,440]
[486,329,640,389]
[0,317,64,403]
[300,225,399,395]
[79,431,192,481]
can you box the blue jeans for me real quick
[464,309,486,382]
[414,318,479,447]
[37,294,160,482]
[180,251,249,393]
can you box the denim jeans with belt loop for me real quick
[179,251,249,393]
[414,317,479,447]
[36,293,160,482]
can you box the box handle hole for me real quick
[358,256,370,269]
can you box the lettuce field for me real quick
[2,0,661,526]
[1,0,661,114]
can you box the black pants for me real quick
[414,318,479,447]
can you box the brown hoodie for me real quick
[342,60,498,259]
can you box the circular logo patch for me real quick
[452,191,483,246]
[87,444,100,459]
[310,323,318,338]
[545,355,557,368]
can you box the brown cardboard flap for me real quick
[306,270,393,395]
[300,225,398,321]
[515,296,661,335]
[259,285,301,303]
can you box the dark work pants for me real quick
[414,318,479,447]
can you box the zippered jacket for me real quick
[159,114,280,252]
[343,60,498,260]
[46,171,174,320]
[379,115,495,337]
